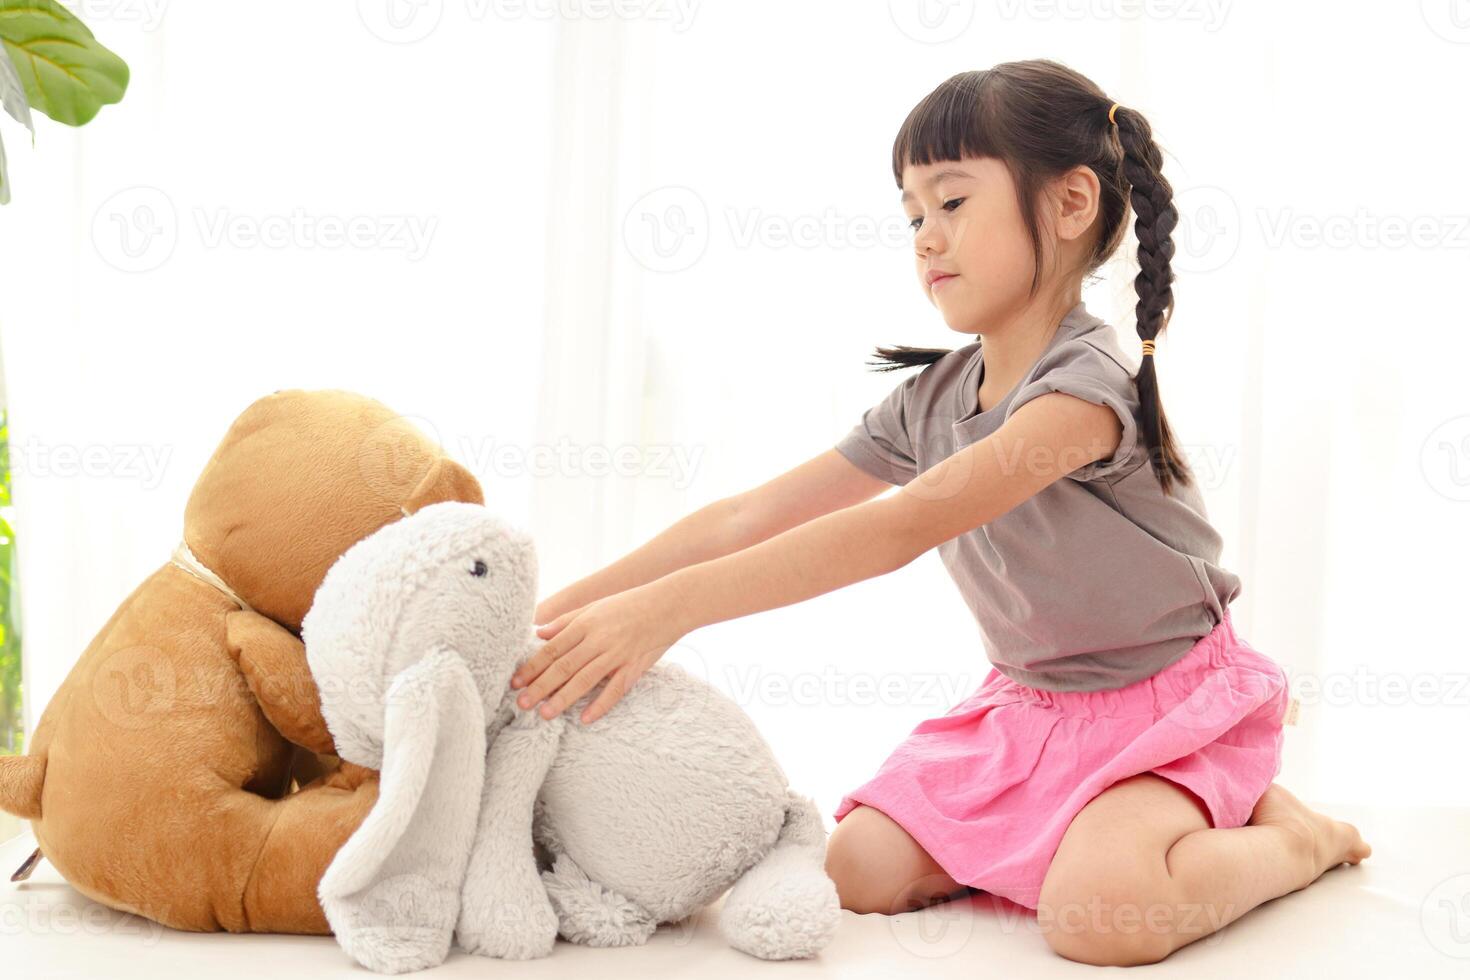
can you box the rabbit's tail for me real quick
[717,790,840,960]
[0,753,45,820]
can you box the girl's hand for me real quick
[532,595,571,627]
[510,583,688,724]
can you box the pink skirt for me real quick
[832,607,1292,910]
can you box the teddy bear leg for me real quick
[239,768,380,934]
[539,852,658,947]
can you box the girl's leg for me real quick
[825,803,972,914]
[1039,774,1371,967]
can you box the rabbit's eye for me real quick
[470,560,488,578]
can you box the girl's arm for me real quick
[661,391,1122,632]
[534,449,893,622]
[516,391,1122,722]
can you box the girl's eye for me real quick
[907,198,964,232]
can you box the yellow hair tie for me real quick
[1141,339,1156,356]
[1108,102,1121,125]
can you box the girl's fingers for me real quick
[517,635,585,707]
[513,613,583,689]
[541,655,614,720]
[511,641,558,690]
[580,668,633,724]
[510,653,542,690]
[534,608,580,640]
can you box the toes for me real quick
[1334,821,1372,864]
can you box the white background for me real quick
[1,0,1467,819]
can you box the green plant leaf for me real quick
[0,126,9,204]
[0,0,127,127]
[0,43,29,205]
[0,41,30,132]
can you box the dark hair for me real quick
[874,60,1190,494]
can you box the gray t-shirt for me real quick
[835,300,1241,692]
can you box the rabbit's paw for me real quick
[456,888,559,960]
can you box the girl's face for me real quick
[901,155,1088,335]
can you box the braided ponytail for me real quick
[1113,105,1191,493]
[881,61,1197,495]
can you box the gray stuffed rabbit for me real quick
[301,501,841,974]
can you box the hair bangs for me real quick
[891,71,1006,189]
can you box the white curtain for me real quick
[2,2,1464,815]
[1,2,556,733]
[545,1,1470,811]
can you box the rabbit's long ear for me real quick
[318,649,487,974]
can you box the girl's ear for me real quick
[317,649,487,973]
[1054,164,1102,242]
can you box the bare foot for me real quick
[1249,783,1372,887]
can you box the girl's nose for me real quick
[914,223,945,255]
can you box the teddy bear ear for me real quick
[402,457,484,515]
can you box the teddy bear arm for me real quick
[226,608,336,755]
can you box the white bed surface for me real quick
[4,803,1467,978]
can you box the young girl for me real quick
[509,60,1371,965]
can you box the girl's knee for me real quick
[824,809,882,912]
[825,805,966,915]
[1038,864,1179,966]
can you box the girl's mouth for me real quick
[930,274,957,290]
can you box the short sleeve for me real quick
[1005,339,1141,483]
[834,372,920,486]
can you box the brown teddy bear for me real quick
[0,389,483,933]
